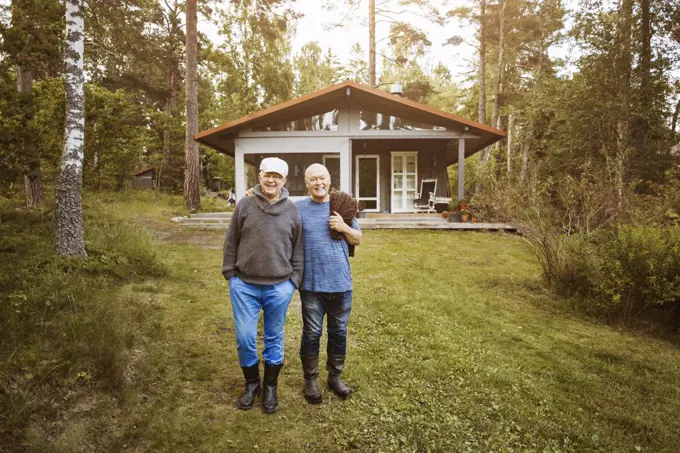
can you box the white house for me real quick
[194,81,505,213]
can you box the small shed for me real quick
[132,167,155,190]
[208,177,223,192]
[194,81,505,212]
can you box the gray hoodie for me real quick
[222,185,303,287]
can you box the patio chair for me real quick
[413,178,437,213]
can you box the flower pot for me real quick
[461,214,470,222]
[357,211,366,219]
[448,214,461,222]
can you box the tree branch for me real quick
[376,51,402,65]
[85,40,126,64]
[376,32,404,44]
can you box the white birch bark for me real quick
[55,0,86,256]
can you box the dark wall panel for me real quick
[352,140,450,212]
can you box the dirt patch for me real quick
[131,217,224,249]
[166,229,224,249]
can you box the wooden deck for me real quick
[172,212,517,232]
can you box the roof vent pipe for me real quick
[390,83,403,96]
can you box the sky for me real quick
[284,0,579,85]
[288,0,480,83]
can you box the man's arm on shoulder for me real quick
[289,207,304,288]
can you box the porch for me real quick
[236,138,459,214]
[171,211,517,232]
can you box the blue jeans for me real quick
[229,276,296,367]
[300,291,352,357]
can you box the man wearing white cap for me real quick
[222,157,304,414]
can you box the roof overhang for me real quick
[194,81,505,157]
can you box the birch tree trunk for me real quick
[183,0,200,211]
[17,66,45,208]
[369,0,376,87]
[56,0,86,256]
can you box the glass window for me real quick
[393,174,404,190]
[359,107,447,131]
[406,175,416,190]
[393,192,404,207]
[406,156,416,173]
[252,109,339,132]
[393,155,403,172]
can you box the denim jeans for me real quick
[229,276,296,367]
[300,291,352,357]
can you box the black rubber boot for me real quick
[301,354,322,404]
[327,355,352,399]
[238,363,261,410]
[262,362,282,414]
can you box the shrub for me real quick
[471,164,680,328]
[593,225,680,324]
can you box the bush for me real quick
[593,225,680,324]
[471,164,680,329]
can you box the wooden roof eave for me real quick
[194,81,505,146]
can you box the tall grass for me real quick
[0,198,167,451]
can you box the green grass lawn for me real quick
[8,192,680,452]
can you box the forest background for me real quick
[2,1,680,451]
[2,0,680,333]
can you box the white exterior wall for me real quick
[233,136,351,201]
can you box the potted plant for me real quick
[441,210,449,219]
[447,211,461,222]
[448,199,471,222]
[356,200,367,218]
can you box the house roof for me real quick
[194,80,505,159]
[133,166,154,176]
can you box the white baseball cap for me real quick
[260,157,288,177]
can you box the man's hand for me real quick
[329,211,349,233]
[244,187,255,197]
